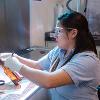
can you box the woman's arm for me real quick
[15,54,42,70]
[3,55,73,88]
[20,65,74,89]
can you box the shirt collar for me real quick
[59,48,75,59]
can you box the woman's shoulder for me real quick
[71,51,100,66]
[74,51,98,59]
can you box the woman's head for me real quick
[56,11,97,54]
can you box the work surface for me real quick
[0,67,39,100]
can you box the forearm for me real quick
[19,65,73,88]
[15,55,42,70]
[19,65,51,88]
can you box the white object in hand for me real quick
[4,57,23,72]
[0,53,12,61]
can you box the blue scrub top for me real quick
[38,46,100,100]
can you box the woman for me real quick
[0,12,100,100]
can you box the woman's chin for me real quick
[57,44,68,50]
[58,45,65,49]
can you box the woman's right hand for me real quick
[4,56,23,72]
[0,53,18,61]
[0,53,12,61]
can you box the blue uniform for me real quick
[38,46,100,100]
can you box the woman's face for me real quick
[55,26,77,50]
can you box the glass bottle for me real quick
[0,59,21,85]
[2,66,21,85]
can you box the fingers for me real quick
[4,57,23,72]
[0,53,12,61]
[0,53,23,72]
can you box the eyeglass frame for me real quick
[54,27,74,37]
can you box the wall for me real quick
[30,0,53,47]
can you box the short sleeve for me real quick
[38,46,60,70]
[61,55,96,87]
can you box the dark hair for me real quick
[58,11,97,56]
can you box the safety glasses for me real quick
[54,27,74,37]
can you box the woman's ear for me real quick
[71,29,78,39]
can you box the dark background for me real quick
[86,0,100,45]
[0,0,30,52]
